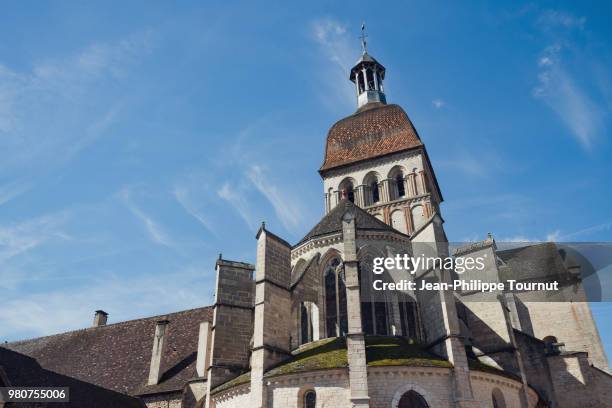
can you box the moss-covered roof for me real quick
[265,336,451,379]
[212,371,251,394]
[266,337,348,377]
[212,336,522,395]
[468,358,519,380]
[366,336,452,368]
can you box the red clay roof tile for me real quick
[320,103,422,172]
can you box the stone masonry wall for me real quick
[520,301,609,371]
[211,260,255,369]
[547,352,612,408]
[210,366,541,408]
[143,393,182,408]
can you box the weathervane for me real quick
[359,21,368,53]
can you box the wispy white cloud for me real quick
[246,165,303,232]
[217,182,258,231]
[0,181,31,206]
[538,10,586,30]
[533,43,604,149]
[493,221,611,244]
[497,235,539,243]
[545,221,612,241]
[532,10,608,151]
[311,18,356,110]
[436,155,487,177]
[173,185,216,235]
[0,31,152,181]
[119,188,174,247]
[0,212,70,289]
[432,99,445,109]
[0,213,69,265]
[0,266,209,340]
[435,147,511,178]
[312,18,352,71]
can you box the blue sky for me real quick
[1,1,611,359]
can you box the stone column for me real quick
[196,321,212,377]
[419,170,429,194]
[342,210,370,408]
[409,173,418,196]
[373,68,379,90]
[499,296,532,408]
[205,258,255,408]
[383,207,390,225]
[251,225,292,408]
[355,185,366,207]
[424,200,432,219]
[381,179,391,202]
[390,293,402,335]
[412,224,478,407]
[362,68,369,91]
[404,207,414,234]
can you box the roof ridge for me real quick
[5,305,212,346]
[295,199,402,247]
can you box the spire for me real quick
[349,23,386,109]
[359,21,368,53]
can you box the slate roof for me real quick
[4,306,212,398]
[0,347,144,407]
[355,52,380,65]
[497,242,573,282]
[319,103,422,172]
[296,199,400,246]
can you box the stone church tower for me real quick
[321,46,442,238]
[4,30,612,408]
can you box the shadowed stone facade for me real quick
[2,44,611,408]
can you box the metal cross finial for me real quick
[360,21,368,53]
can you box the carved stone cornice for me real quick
[363,193,432,213]
[291,234,343,260]
[322,148,423,180]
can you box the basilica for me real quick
[2,39,612,408]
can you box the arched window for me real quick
[366,68,376,90]
[398,293,421,340]
[492,388,506,408]
[324,258,348,338]
[374,301,388,334]
[300,303,310,344]
[338,179,355,203]
[398,390,429,408]
[388,167,406,200]
[347,189,355,203]
[358,71,366,93]
[338,272,348,335]
[325,268,337,338]
[396,174,406,197]
[363,172,380,205]
[304,390,316,408]
[358,255,389,336]
[371,181,380,203]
